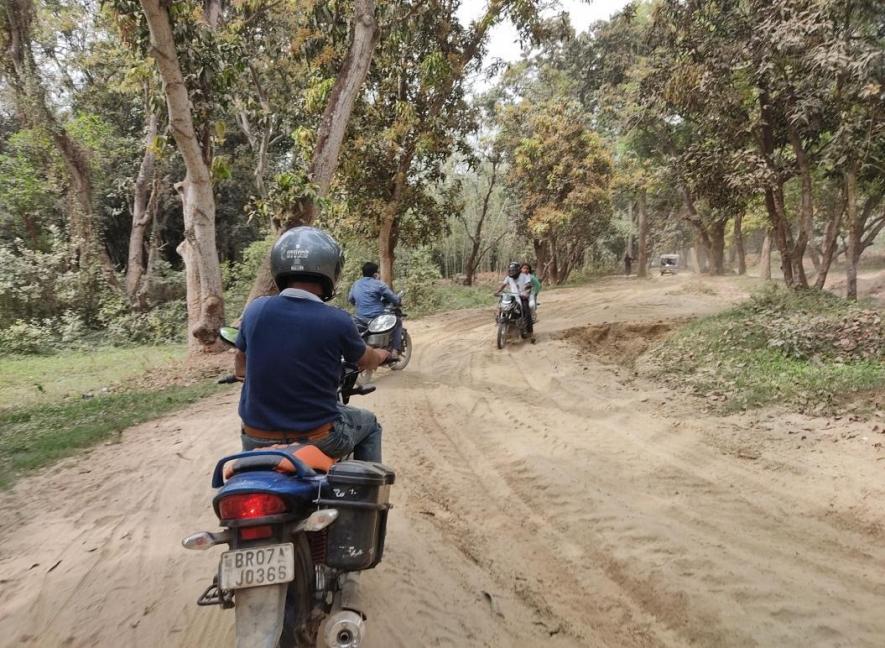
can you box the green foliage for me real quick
[223,235,275,316]
[0,228,86,323]
[398,247,442,315]
[499,97,613,282]
[96,294,187,346]
[647,286,885,413]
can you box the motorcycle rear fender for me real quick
[234,583,287,648]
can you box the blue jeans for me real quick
[390,319,403,352]
[240,404,382,462]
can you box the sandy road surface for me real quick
[1,274,884,648]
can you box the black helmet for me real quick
[270,226,344,300]
[507,262,520,278]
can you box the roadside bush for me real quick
[397,247,442,316]
[644,285,884,413]
[223,235,275,318]
[0,319,55,355]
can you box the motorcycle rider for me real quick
[495,261,534,341]
[234,227,390,461]
[349,261,403,359]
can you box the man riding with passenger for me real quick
[234,227,389,463]
[496,261,535,342]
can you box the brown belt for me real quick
[242,422,333,443]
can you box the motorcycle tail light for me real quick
[219,493,286,520]
[239,525,273,541]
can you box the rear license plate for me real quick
[219,543,295,591]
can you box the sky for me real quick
[457,0,634,91]
[458,0,633,66]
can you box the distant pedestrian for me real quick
[624,251,633,276]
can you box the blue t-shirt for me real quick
[348,277,400,319]
[237,293,367,432]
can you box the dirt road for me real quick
[1,274,883,647]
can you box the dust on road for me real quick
[1,274,883,648]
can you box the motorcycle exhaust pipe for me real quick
[324,573,366,648]
[323,609,365,648]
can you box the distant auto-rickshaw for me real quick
[660,254,679,275]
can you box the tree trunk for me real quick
[126,111,159,304]
[708,220,726,275]
[814,197,845,290]
[757,85,797,287]
[141,0,224,351]
[759,230,772,280]
[378,211,397,286]
[788,125,812,287]
[763,185,795,285]
[297,0,377,226]
[2,0,118,287]
[244,0,377,305]
[463,158,498,286]
[734,212,746,275]
[533,239,550,282]
[637,189,649,278]
[135,189,167,307]
[845,167,859,300]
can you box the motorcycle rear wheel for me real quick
[278,534,319,648]
[496,321,508,349]
[391,330,412,370]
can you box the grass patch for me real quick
[0,345,186,410]
[412,281,494,317]
[0,381,223,488]
[645,284,885,413]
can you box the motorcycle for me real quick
[495,291,531,350]
[187,326,395,648]
[353,291,412,374]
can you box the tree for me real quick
[1,0,119,287]
[456,150,507,285]
[137,0,225,350]
[502,98,612,284]
[242,0,378,303]
[337,0,548,285]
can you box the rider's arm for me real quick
[357,346,390,371]
[234,350,246,381]
[379,281,401,305]
[340,311,389,370]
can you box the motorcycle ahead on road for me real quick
[353,292,412,376]
[495,291,531,349]
[186,327,395,648]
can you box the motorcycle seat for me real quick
[223,443,337,480]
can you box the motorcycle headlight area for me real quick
[368,314,398,333]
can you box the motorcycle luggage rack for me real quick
[197,577,234,609]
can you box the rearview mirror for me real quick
[219,326,239,347]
